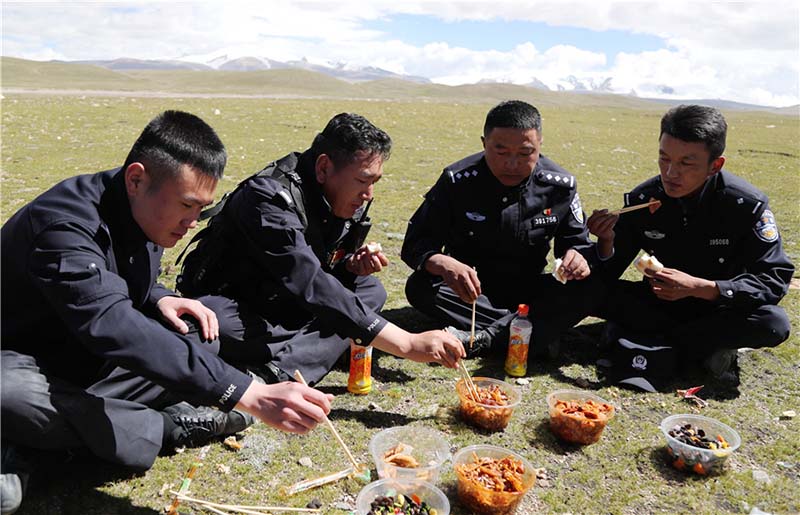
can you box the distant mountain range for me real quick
[4,55,794,114]
[70,55,433,84]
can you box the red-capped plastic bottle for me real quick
[504,304,532,377]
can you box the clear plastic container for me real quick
[452,444,536,515]
[660,414,741,475]
[369,426,451,483]
[355,478,450,515]
[546,389,615,444]
[456,377,521,431]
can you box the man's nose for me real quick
[665,164,680,177]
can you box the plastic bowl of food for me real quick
[456,377,521,431]
[452,444,536,515]
[369,426,451,483]
[355,478,450,515]
[660,414,741,475]
[546,389,615,445]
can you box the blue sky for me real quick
[368,15,665,55]
[2,2,798,107]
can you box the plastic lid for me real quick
[517,304,529,316]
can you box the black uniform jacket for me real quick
[1,169,251,410]
[402,152,595,283]
[203,152,387,344]
[605,170,794,307]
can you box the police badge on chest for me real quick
[533,208,558,227]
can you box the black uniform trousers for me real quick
[0,326,219,471]
[597,280,791,354]
[405,270,606,356]
[200,274,387,386]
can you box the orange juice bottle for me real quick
[504,304,532,377]
[347,339,373,394]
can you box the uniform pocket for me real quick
[58,252,108,305]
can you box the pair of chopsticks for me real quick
[609,199,661,215]
[458,300,480,401]
[170,491,321,515]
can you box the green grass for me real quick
[1,92,799,515]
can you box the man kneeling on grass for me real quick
[0,111,333,514]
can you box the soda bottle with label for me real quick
[348,339,373,394]
[504,304,532,377]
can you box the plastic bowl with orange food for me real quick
[456,377,521,431]
[452,444,536,515]
[546,389,615,445]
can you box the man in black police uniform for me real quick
[402,100,608,358]
[588,104,793,389]
[0,111,334,514]
[177,113,463,386]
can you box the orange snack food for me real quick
[455,452,531,514]
[549,398,614,445]
[456,378,516,431]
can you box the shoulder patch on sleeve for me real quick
[570,192,584,223]
[535,170,575,188]
[754,209,779,242]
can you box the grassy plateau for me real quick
[1,60,799,515]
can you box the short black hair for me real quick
[660,105,727,162]
[122,110,227,189]
[309,113,392,168]
[484,100,542,138]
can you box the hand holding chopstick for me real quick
[293,370,361,471]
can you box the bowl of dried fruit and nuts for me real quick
[660,414,741,475]
[356,478,450,515]
[369,426,451,483]
[546,389,615,445]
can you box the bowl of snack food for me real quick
[456,377,521,431]
[369,426,451,483]
[452,444,536,515]
[356,478,450,515]
[546,389,615,445]
[660,414,741,475]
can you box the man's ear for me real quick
[480,135,486,149]
[709,156,725,177]
[124,162,148,197]
[315,154,332,184]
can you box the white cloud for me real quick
[1,1,798,106]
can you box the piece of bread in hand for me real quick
[634,252,664,275]
[365,242,383,254]
[552,258,567,284]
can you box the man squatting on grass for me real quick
[402,100,609,359]
[0,111,335,514]
[176,112,464,386]
[588,105,793,388]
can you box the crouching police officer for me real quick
[588,104,793,389]
[402,100,608,359]
[177,113,463,387]
[0,111,333,514]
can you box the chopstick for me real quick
[293,370,361,471]
[469,300,476,351]
[171,492,323,514]
[609,199,661,215]
[458,361,480,402]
